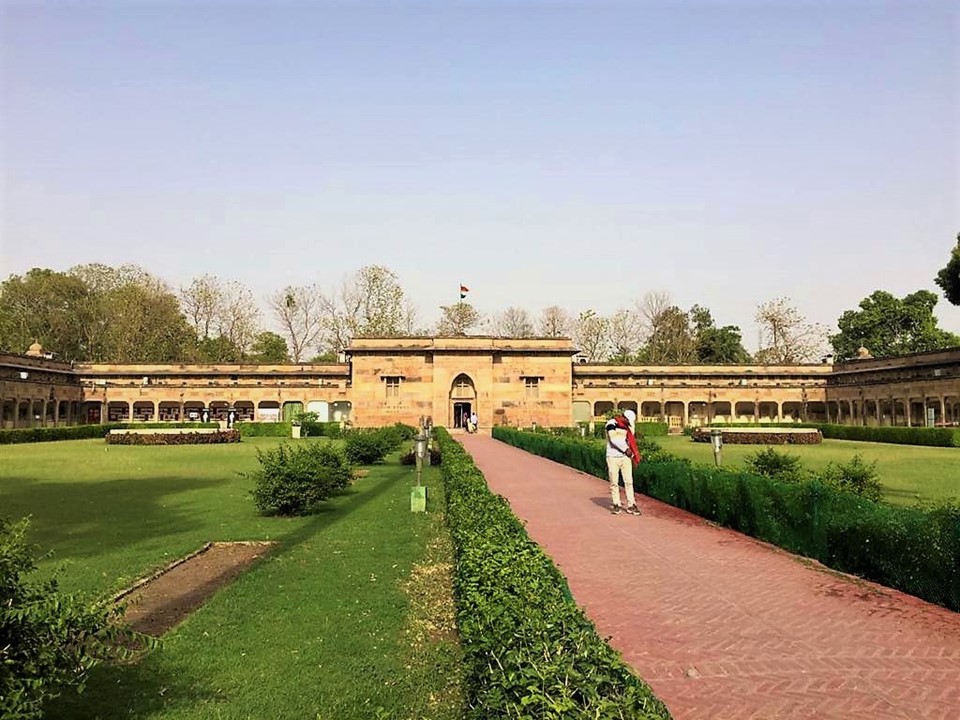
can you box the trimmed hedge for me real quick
[0,423,218,445]
[301,421,345,438]
[105,430,241,445]
[492,428,960,613]
[436,427,672,719]
[706,423,960,448]
[235,421,292,437]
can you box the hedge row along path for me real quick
[458,433,960,720]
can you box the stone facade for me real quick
[2,339,958,431]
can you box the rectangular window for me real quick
[384,376,402,400]
[524,377,539,399]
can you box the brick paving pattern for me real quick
[458,434,960,720]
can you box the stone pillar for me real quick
[53,400,60,426]
[905,398,912,427]
[939,396,945,426]
[753,401,759,424]
[774,401,781,422]
[875,399,881,426]
[153,401,159,422]
[681,402,688,428]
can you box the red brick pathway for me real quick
[458,434,960,720]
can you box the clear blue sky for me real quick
[2,0,958,348]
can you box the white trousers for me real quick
[607,455,635,507]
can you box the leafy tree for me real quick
[195,335,243,362]
[754,297,827,364]
[697,326,751,363]
[572,309,609,362]
[637,306,697,363]
[435,302,482,336]
[0,269,91,359]
[492,306,534,337]
[537,305,572,337]
[1,517,139,718]
[249,331,290,363]
[831,290,960,359]
[101,281,195,362]
[935,232,960,305]
[689,304,750,363]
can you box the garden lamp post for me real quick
[411,430,428,513]
[711,428,723,467]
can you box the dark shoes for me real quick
[610,505,623,515]
[626,505,642,516]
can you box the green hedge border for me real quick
[705,423,960,448]
[0,423,218,445]
[436,427,672,719]
[492,428,960,613]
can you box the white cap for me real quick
[623,409,636,427]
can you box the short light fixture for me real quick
[19,371,28,380]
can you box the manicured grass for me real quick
[654,435,960,506]
[0,437,463,719]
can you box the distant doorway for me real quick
[453,401,472,430]
[449,373,477,429]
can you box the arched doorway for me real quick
[450,373,476,429]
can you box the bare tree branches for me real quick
[492,306,534,337]
[537,306,572,338]
[268,285,327,362]
[754,297,828,364]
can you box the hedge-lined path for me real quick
[457,434,960,720]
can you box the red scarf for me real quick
[612,416,641,466]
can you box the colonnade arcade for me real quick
[82,398,353,424]
[585,395,960,427]
[1,398,81,428]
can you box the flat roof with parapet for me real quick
[346,336,579,354]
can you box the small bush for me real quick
[343,426,410,465]
[249,443,353,516]
[0,517,139,718]
[819,454,882,501]
[744,447,806,483]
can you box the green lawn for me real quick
[654,435,960,506]
[0,437,463,719]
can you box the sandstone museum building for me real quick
[2,337,959,431]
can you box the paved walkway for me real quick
[458,434,960,720]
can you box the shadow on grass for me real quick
[44,655,221,720]
[0,475,225,562]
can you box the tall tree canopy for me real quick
[831,290,960,359]
[0,269,91,360]
[935,233,960,306]
[0,265,194,362]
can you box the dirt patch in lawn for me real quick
[114,541,276,637]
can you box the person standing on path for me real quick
[605,409,642,515]
[470,410,478,434]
